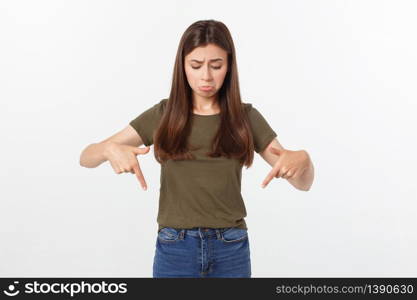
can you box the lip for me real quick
[199,86,214,91]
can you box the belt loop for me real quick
[216,229,221,240]
[180,229,185,240]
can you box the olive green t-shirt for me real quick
[129,98,277,231]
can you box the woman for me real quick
[79,19,314,278]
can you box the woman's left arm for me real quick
[259,138,314,191]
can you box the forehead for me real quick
[185,44,227,61]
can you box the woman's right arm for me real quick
[79,124,144,168]
[79,124,150,190]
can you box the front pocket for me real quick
[221,227,248,243]
[157,227,180,243]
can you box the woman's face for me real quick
[184,43,228,100]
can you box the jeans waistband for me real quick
[159,226,242,240]
[182,227,230,238]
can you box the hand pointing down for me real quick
[104,143,151,190]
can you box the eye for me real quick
[191,66,222,70]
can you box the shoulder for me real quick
[130,98,168,124]
[242,101,271,123]
[242,102,255,120]
[242,102,253,112]
[154,98,169,114]
[242,102,262,115]
[140,98,168,117]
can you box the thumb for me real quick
[133,146,150,155]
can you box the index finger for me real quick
[132,163,147,190]
[261,164,280,188]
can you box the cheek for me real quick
[215,70,227,84]
[185,69,197,85]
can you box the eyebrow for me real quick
[189,58,223,63]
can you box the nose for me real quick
[201,65,213,81]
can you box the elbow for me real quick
[79,155,87,168]
[292,180,313,192]
[79,154,95,168]
[297,185,310,192]
[79,158,87,168]
[79,143,106,168]
[300,181,314,192]
[288,177,311,192]
[79,147,91,168]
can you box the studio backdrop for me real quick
[0,0,416,277]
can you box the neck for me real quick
[192,93,220,114]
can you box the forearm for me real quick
[79,141,113,168]
[288,151,314,191]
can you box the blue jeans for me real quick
[153,227,251,278]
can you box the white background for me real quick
[1,0,416,277]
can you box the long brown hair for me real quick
[154,19,255,168]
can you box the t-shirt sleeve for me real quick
[129,99,167,146]
[245,103,278,153]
